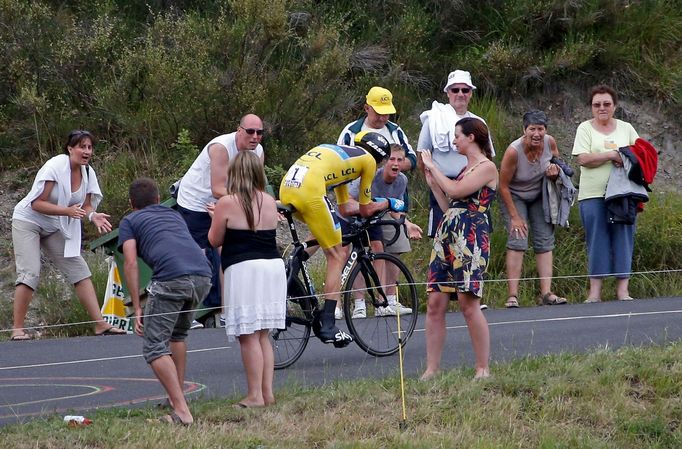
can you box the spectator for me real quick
[119,177,212,425]
[420,118,497,380]
[176,114,265,327]
[417,70,495,237]
[338,86,416,171]
[498,110,569,308]
[10,130,124,340]
[208,151,285,408]
[335,144,422,319]
[572,85,639,302]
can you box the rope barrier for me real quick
[1,268,681,336]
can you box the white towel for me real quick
[419,101,458,152]
[16,154,103,257]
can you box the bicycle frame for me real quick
[340,236,389,309]
[283,210,317,310]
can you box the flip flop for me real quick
[540,292,568,306]
[95,327,127,336]
[10,333,32,341]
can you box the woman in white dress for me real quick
[208,151,285,408]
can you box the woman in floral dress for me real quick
[420,117,498,380]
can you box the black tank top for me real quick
[220,228,280,271]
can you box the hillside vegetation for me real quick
[2,1,680,187]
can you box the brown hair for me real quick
[389,144,405,156]
[63,130,94,154]
[455,117,493,160]
[589,84,618,105]
[129,177,159,210]
[226,151,266,231]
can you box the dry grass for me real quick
[2,343,682,448]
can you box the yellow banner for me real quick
[101,257,134,333]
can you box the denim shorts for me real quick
[142,274,211,363]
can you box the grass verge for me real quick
[2,342,681,448]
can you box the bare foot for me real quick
[474,368,490,380]
[419,370,439,381]
[235,398,265,408]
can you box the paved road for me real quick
[1,297,681,426]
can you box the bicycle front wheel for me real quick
[271,276,313,369]
[342,252,418,356]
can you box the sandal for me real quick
[540,292,568,306]
[11,332,32,341]
[505,295,519,308]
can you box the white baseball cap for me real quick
[443,70,476,92]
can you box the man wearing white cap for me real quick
[417,70,495,237]
[338,86,416,171]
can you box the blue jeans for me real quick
[176,205,222,308]
[579,198,635,279]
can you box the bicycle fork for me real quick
[342,250,388,309]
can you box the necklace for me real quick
[524,145,542,164]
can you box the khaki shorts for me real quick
[381,223,411,254]
[12,219,91,290]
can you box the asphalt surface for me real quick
[1,296,681,427]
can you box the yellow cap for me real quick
[365,86,396,115]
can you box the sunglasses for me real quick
[68,130,91,139]
[449,87,471,94]
[592,102,613,108]
[241,127,264,136]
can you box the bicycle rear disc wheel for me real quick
[271,276,313,369]
[342,252,418,356]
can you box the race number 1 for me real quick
[283,164,308,188]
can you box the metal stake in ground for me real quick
[395,282,408,430]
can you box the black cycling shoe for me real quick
[312,311,353,347]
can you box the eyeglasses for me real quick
[449,87,471,94]
[240,127,264,136]
[592,102,613,108]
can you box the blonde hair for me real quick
[226,151,266,231]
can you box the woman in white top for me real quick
[11,130,124,340]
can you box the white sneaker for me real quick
[376,303,413,316]
[219,315,226,328]
[352,307,366,319]
[335,308,344,320]
[480,304,488,310]
[190,319,204,330]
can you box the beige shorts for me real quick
[12,219,91,290]
[381,223,411,254]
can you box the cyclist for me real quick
[279,131,404,347]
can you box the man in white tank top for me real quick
[176,114,265,326]
[177,114,265,213]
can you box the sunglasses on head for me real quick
[449,87,471,94]
[69,130,90,138]
[592,102,613,108]
[241,127,264,136]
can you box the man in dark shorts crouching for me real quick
[119,177,212,425]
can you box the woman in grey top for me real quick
[498,111,568,308]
